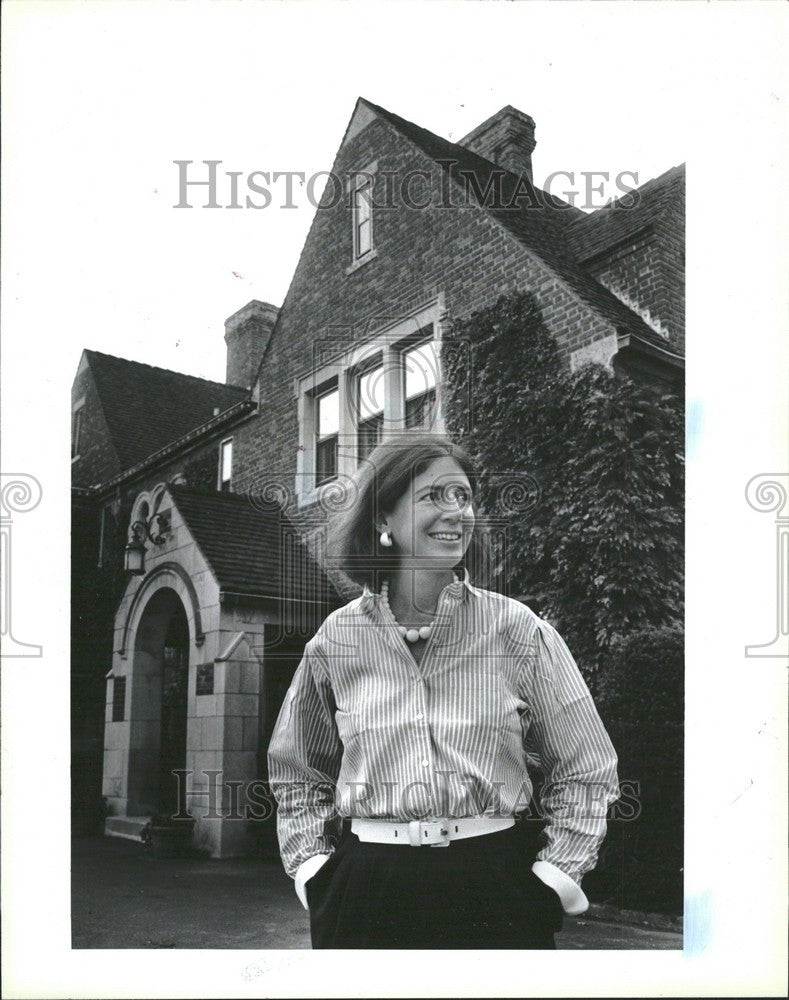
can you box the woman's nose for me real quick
[439,498,463,517]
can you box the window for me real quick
[294,301,445,505]
[357,363,384,462]
[404,341,439,429]
[71,403,84,459]
[315,388,339,486]
[219,438,233,492]
[353,174,373,259]
[98,503,112,567]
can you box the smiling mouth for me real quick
[428,532,461,541]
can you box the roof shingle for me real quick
[564,164,685,263]
[169,484,338,604]
[360,99,679,353]
[85,350,249,472]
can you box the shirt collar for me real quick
[360,567,478,617]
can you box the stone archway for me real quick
[125,588,190,816]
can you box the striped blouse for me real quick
[267,573,619,898]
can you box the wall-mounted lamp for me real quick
[123,502,170,575]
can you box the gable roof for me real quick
[168,483,340,604]
[84,350,250,472]
[564,164,685,263]
[359,98,674,353]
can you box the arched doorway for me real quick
[127,588,190,817]
[158,607,189,815]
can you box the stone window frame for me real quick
[294,297,446,509]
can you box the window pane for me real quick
[357,219,371,256]
[358,413,384,462]
[98,504,110,567]
[221,440,233,482]
[355,185,371,224]
[71,407,82,458]
[316,436,338,486]
[354,182,372,257]
[317,389,339,437]
[359,366,384,420]
[405,342,438,400]
[405,387,437,429]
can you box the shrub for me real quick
[588,626,684,914]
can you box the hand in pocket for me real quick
[305,853,337,909]
[525,870,564,931]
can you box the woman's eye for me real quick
[417,485,472,506]
[438,486,471,506]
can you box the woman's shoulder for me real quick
[468,586,558,646]
[303,595,369,651]
[469,584,543,622]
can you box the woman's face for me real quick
[379,455,475,570]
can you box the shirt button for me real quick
[416,712,424,720]
[421,759,429,768]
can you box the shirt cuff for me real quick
[294,854,331,910]
[531,860,589,916]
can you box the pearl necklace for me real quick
[379,580,435,644]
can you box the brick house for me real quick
[71,98,684,857]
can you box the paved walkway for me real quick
[71,836,682,950]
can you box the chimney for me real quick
[224,300,279,389]
[459,106,536,181]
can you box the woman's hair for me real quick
[329,432,492,590]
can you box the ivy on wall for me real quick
[442,290,684,681]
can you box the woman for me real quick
[267,433,619,949]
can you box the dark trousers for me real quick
[306,818,563,949]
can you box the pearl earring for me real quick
[379,530,392,548]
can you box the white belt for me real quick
[351,816,514,848]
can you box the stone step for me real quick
[105,816,149,841]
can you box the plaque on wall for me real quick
[195,663,214,696]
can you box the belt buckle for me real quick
[408,819,451,847]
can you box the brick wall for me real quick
[655,193,686,354]
[71,361,121,488]
[580,193,685,355]
[231,114,617,507]
[585,234,671,338]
